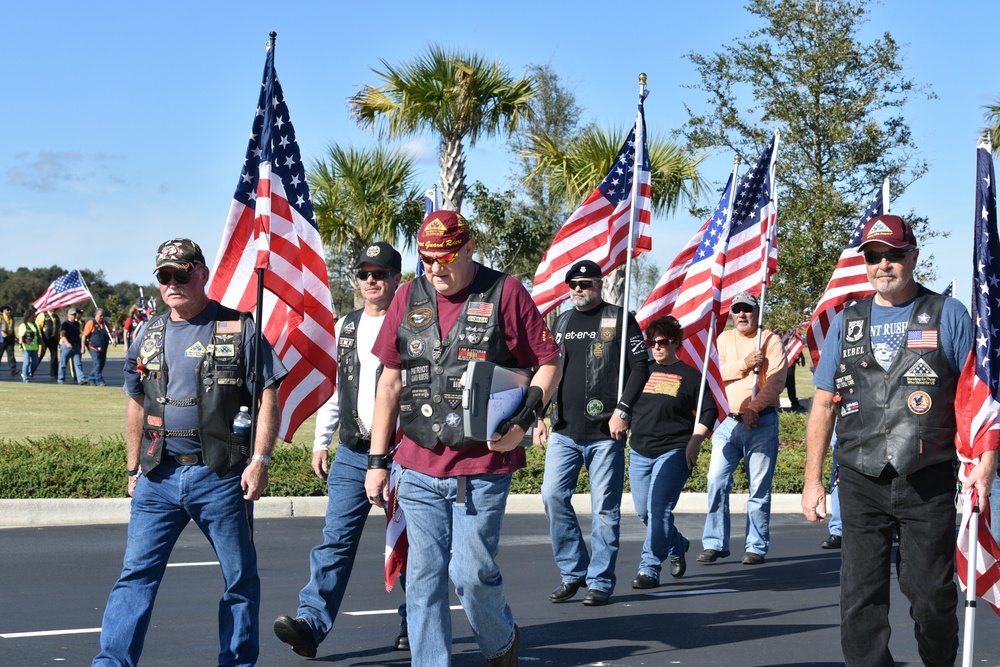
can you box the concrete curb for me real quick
[0,493,815,528]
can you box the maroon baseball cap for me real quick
[417,211,471,253]
[857,215,917,250]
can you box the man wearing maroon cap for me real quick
[365,210,562,666]
[803,214,996,666]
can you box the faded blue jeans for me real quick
[702,411,779,556]
[397,468,516,667]
[541,432,625,593]
[629,448,691,579]
[93,460,258,667]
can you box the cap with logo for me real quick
[417,211,471,253]
[355,241,402,272]
[857,214,917,250]
[565,260,603,283]
[155,238,206,272]
[731,292,759,309]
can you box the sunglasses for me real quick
[355,270,392,281]
[731,304,756,314]
[647,338,673,348]
[155,268,194,285]
[419,250,461,266]
[863,248,912,265]
[568,280,596,290]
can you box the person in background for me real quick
[58,308,86,385]
[627,315,717,589]
[16,308,41,382]
[82,308,114,387]
[36,309,61,379]
[0,304,16,376]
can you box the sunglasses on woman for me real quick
[647,338,674,348]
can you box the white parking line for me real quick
[166,561,219,568]
[1,628,101,639]
[649,588,738,598]
[345,605,463,617]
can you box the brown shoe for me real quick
[486,624,519,666]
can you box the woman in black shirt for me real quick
[628,316,717,588]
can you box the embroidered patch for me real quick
[866,218,894,237]
[840,401,860,417]
[842,345,865,359]
[902,359,940,386]
[409,363,431,384]
[216,320,242,333]
[405,307,434,329]
[147,415,163,427]
[600,317,617,329]
[445,412,461,427]
[215,343,236,358]
[592,342,604,357]
[917,312,931,324]
[468,302,494,318]
[599,327,615,342]
[834,374,856,390]
[906,330,938,349]
[467,315,489,324]
[845,319,865,344]
[908,391,932,414]
[407,339,425,358]
[457,347,487,361]
[444,392,463,408]
[185,341,207,358]
[141,339,158,358]
[342,320,356,335]
[586,399,604,416]
[411,387,431,400]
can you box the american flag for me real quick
[782,329,806,368]
[804,179,888,367]
[955,134,1000,615]
[941,279,956,297]
[32,269,91,313]
[718,134,779,315]
[670,174,736,418]
[384,460,407,592]
[207,36,337,442]
[532,89,652,316]
[636,220,707,329]
[416,187,436,277]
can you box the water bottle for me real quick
[233,406,252,435]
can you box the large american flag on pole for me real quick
[955,134,1000,614]
[718,135,779,314]
[208,35,337,442]
[636,221,707,329]
[532,91,652,316]
[32,270,92,313]
[671,174,736,418]
[803,179,888,367]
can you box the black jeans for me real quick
[1,336,15,371]
[839,461,958,667]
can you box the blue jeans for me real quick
[629,448,691,579]
[296,445,405,643]
[702,411,779,556]
[93,460,259,667]
[88,347,108,385]
[541,432,625,592]
[21,349,39,381]
[838,462,957,667]
[58,345,83,383]
[829,433,842,537]
[397,468,516,667]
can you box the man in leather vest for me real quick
[536,260,648,607]
[94,238,286,667]
[35,309,61,378]
[82,307,114,386]
[274,241,408,658]
[365,211,562,667]
[698,292,787,566]
[803,215,996,667]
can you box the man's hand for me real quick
[489,424,525,453]
[743,350,764,371]
[312,450,329,480]
[685,437,702,471]
[743,408,760,430]
[533,419,548,450]
[127,475,139,497]
[241,461,269,501]
[365,468,389,508]
[609,414,628,440]
[801,478,828,523]
[963,450,998,511]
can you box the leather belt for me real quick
[171,454,202,465]
[728,406,776,422]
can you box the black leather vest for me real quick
[336,309,383,452]
[86,320,110,350]
[398,265,516,449]
[834,288,957,477]
[550,302,623,424]
[137,304,254,476]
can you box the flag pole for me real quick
[75,268,100,312]
[693,156,741,429]
[752,130,781,398]
[616,73,648,403]
[963,500,980,667]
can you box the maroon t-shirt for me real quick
[372,270,561,476]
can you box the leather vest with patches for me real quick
[336,308,383,452]
[834,288,957,477]
[398,266,516,449]
[550,302,624,424]
[137,305,254,476]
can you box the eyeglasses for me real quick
[419,250,461,266]
[156,268,194,285]
[863,248,912,265]
[731,304,756,314]
[568,280,596,290]
[355,270,392,281]
[647,338,673,348]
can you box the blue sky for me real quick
[3,1,997,309]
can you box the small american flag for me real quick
[955,134,1000,615]
[782,330,807,368]
[906,330,937,349]
[208,36,337,442]
[532,89,652,316]
[467,302,494,317]
[32,270,92,313]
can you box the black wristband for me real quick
[127,469,140,477]
[367,454,390,470]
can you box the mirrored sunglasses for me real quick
[419,250,461,266]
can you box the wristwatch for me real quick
[613,408,630,422]
[252,454,272,467]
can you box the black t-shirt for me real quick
[553,306,647,440]
[629,359,718,458]
[60,320,82,348]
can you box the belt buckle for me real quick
[175,454,199,465]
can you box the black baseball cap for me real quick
[355,241,402,272]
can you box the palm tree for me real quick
[350,45,535,212]
[986,99,1000,155]
[308,144,424,308]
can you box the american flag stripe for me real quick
[532,91,653,316]
[31,270,92,313]
[782,330,806,368]
[955,135,1000,615]
[208,38,337,443]
[636,221,707,329]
